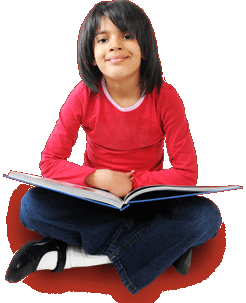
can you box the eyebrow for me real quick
[95,29,134,38]
[95,31,107,37]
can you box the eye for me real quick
[98,38,108,43]
[123,34,134,40]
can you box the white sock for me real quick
[37,251,58,271]
[65,245,112,269]
[36,245,112,271]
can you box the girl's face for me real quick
[93,17,142,84]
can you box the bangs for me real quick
[92,1,146,42]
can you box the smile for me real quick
[107,56,129,64]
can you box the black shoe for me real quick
[6,237,68,282]
[173,248,192,276]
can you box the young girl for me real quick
[6,0,221,295]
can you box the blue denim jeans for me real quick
[20,187,221,294]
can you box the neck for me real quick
[104,75,141,108]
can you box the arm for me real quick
[132,85,198,189]
[85,169,133,197]
[39,85,95,186]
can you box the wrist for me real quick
[85,169,111,190]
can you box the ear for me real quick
[93,59,97,66]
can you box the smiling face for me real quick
[93,17,142,84]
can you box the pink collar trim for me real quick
[102,78,145,112]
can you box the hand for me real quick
[85,169,133,197]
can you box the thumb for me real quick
[125,170,135,178]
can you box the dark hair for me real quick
[78,0,163,95]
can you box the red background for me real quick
[0,0,246,303]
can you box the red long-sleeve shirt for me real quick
[40,80,198,189]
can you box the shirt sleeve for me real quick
[132,85,198,188]
[39,85,96,186]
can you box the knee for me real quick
[20,187,44,229]
[195,197,222,234]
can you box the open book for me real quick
[4,171,242,211]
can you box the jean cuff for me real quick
[109,250,139,295]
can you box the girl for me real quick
[6,0,221,295]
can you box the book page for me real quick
[5,172,124,209]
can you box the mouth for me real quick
[106,56,129,64]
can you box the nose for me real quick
[110,45,122,51]
[109,37,122,51]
